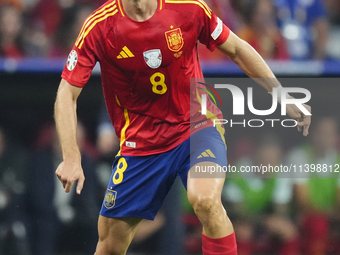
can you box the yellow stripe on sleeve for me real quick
[78,9,118,49]
[117,0,125,17]
[197,0,211,12]
[165,0,211,18]
[76,1,116,46]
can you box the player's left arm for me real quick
[217,32,311,136]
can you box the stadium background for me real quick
[1,0,340,254]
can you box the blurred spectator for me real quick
[324,0,340,59]
[0,126,30,255]
[324,0,340,25]
[0,4,24,57]
[0,0,23,9]
[286,117,340,255]
[96,103,120,193]
[49,4,93,58]
[22,0,107,57]
[23,0,63,57]
[274,0,329,59]
[204,0,239,31]
[224,135,298,255]
[237,0,289,60]
[197,0,239,61]
[27,122,100,255]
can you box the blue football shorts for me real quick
[100,126,227,220]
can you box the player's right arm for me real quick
[217,32,311,136]
[54,5,105,193]
[55,78,84,195]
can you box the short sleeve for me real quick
[61,20,100,87]
[198,7,230,52]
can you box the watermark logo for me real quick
[200,84,311,116]
[197,82,222,115]
[198,83,311,128]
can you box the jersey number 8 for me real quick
[150,72,167,95]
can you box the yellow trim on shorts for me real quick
[196,90,226,144]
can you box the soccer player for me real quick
[54,0,311,254]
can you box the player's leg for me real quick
[187,162,237,255]
[97,152,180,255]
[187,166,236,255]
[187,163,232,237]
[94,216,141,255]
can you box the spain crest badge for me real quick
[104,189,117,209]
[165,28,184,52]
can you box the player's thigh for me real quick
[187,161,226,207]
[95,215,142,254]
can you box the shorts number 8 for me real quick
[113,157,128,185]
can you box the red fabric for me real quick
[1,44,22,58]
[202,232,237,255]
[62,0,230,156]
[279,238,300,255]
[182,214,201,226]
[302,214,329,255]
[236,240,253,255]
[32,0,62,37]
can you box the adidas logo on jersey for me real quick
[197,149,216,159]
[117,46,134,59]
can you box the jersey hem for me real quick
[100,210,157,221]
[118,132,190,157]
[118,123,220,157]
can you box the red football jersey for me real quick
[62,0,230,156]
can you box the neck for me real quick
[121,0,158,21]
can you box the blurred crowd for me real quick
[1,106,340,255]
[1,0,340,60]
[1,0,340,255]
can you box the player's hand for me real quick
[55,161,85,195]
[285,100,311,136]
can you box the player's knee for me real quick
[189,194,227,232]
[189,194,221,217]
